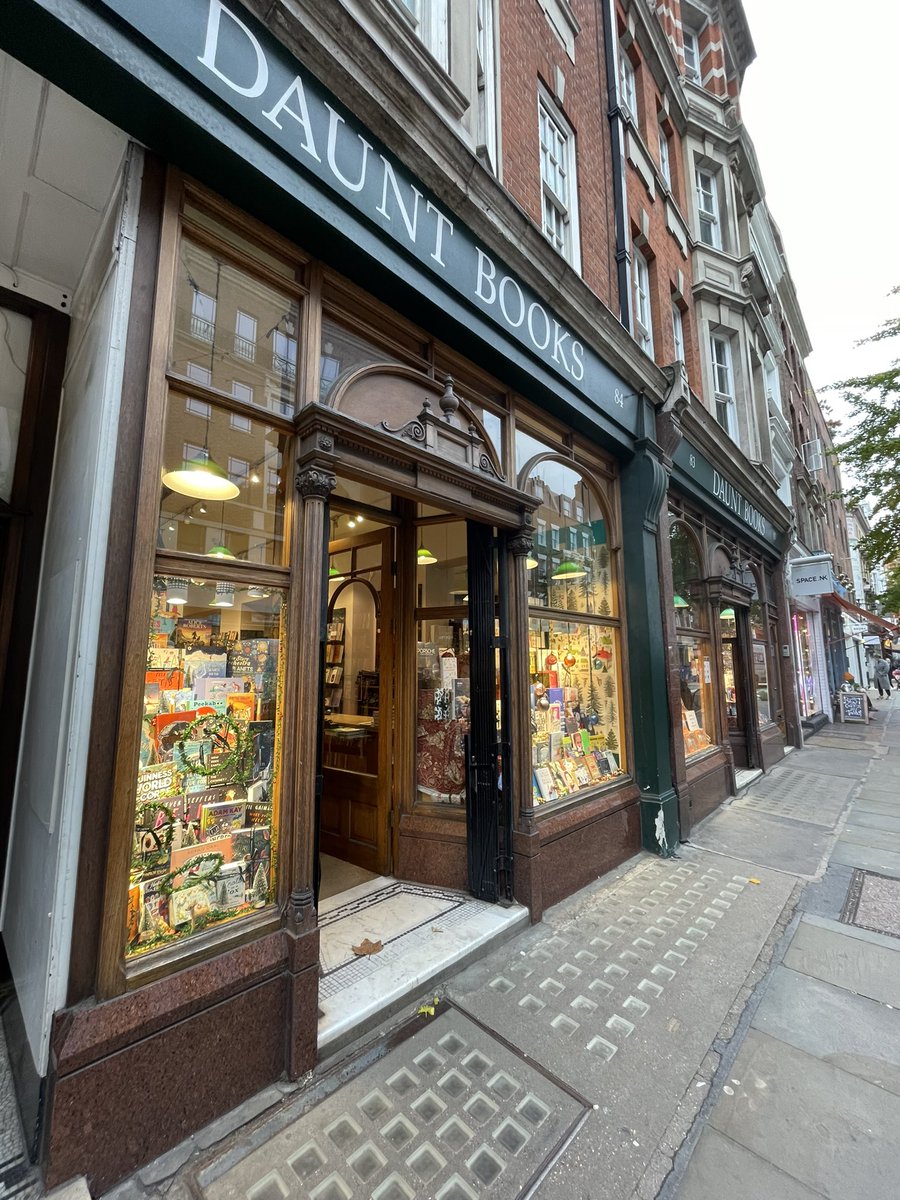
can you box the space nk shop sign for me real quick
[94,0,637,434]
[790,556,834,597]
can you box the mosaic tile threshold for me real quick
[201,1003,589,1200]
[318,879,528,1051]
[841,868,900,939]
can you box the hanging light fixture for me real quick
[416,536,437,566]
[673,594,690,609]
[328,564,346,583]
[246,584,270,600]
[720,607,735,620]
[526,553,539,570]
[166,577,189,606]
[551,558,586,580]
[207,501,234,558]
[211,581,235,608]
[162,448,240,501]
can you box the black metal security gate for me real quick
[465,521,513,902]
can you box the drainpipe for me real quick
[601,0,631,329]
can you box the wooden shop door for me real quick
[320,526,393,874]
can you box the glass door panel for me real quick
[415,615,470,806]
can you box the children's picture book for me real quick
[169,834,233,877]
[534,765,559,802]
[175,618,213,648]
[136,761,179,808]
[227,692,256,724]
[168,879,218,927]
[184,650,228,684]
[147,647,182,671]
[161,688,196,713]
[214,863,246,910]
[145,668,184,693]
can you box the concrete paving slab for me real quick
[779,749,875,779]
[798,864,854,922]
[853,795,900,815]
[199,1005,587,1200]
[830,840,900,876]
[752,965,900,1097]
[687,808,830,877]
[708,1029,900,1200]
[837,826,900,853]
[448,852,795,1200]
[674,1126,824,1200]
[782,915,900,1007]
[731,773,852,828]
[846,810,900,834]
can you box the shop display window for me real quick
[158,395,287,566]
[415,519,469,608]
[524,459,615,615]
[793,612,820,717]
[676,635,715,756]
[127,579,283,957]
[528,617,625,802]
[670,520,715,756]
[171,237,301,417]
[416,616,471,806]
[750,599,773,725]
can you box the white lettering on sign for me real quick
[712,470,768,537]
[196,0,590,388]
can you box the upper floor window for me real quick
[710,334,735,437]
[695,168,721,248]
[272,328,297,380]
[397,0,449,70]
[658,125,671,188]
[672,302,685,364]
[476,0,498,171]
[234,310,257,362]
[538,95,581,270]
[632,249,653,356]
[683,28,700,82]
[190,290,216,342]
[618,48,637,120]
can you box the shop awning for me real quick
[828,592,899,633]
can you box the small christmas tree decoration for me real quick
[251,862,268,907]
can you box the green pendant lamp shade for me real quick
[551,559,586,580]
[328,564,346,583]
[673,594,690,608]
[206,543,235,559]
[162,450,240,501]
[416,541,437,566]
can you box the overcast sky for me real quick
[740,0,900,408]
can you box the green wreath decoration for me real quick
[135,801,176,846]
[157,851,226,896]
[175,712,255,786]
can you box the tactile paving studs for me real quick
[487,1071,519,1101]
[494,1117,530,1155]
[461,1050,493,1077]
[324,1116,361,1151]
[386,1069,419,1098]
[414,1049,445,1075]
[517,1094,551,1126]
[550,1013,580,1037]
[435,1175,478,1200]
[464,1092,499,1125]
[587,1036,618,1061]
[437,1070,469,1099]
[370,1174,415,1200]
[436,1116,474,1153]
[606,1014,635,1037]
[489,976,515,994]
[310,1175,353,1200]
[358,1089,392,1120]
[467,1144,505,1186]
[247,1172,288,1200]
[287,1143,326,1183]
[411,1090,447,1124]
[438,1032,467,1055]
[347,1143,386,1183]
[406,1142,446,1184]
[381,1115,417,1150]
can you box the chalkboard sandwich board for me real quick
[839,692,868,723]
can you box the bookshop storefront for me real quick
[663,432,793,834]
[1,0,680,1190]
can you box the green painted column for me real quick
[620,402,679,855]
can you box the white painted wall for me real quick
[0,145,142,1076]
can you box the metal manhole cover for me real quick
[199,1003,589,1200]
[841,869,900,940]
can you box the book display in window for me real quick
[324,610,345,712]
[125,578,283,957]
[528,617,625,804]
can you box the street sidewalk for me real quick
[14,693,900,1200]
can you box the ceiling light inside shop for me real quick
[162,450,240,501]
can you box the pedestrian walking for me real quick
[874,656,892,698]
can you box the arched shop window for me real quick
[127,207,301,959]
[670,520,715,758]
[522,454,626,806]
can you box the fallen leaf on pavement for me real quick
[352,938,383,956]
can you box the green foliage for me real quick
[831,290,900,563]
[878,564,900,617]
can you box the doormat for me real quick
[841,869,900,940]
[319,881,471,980]
[198,1002,590,1200]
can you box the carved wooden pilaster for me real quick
[288,463,336,929]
